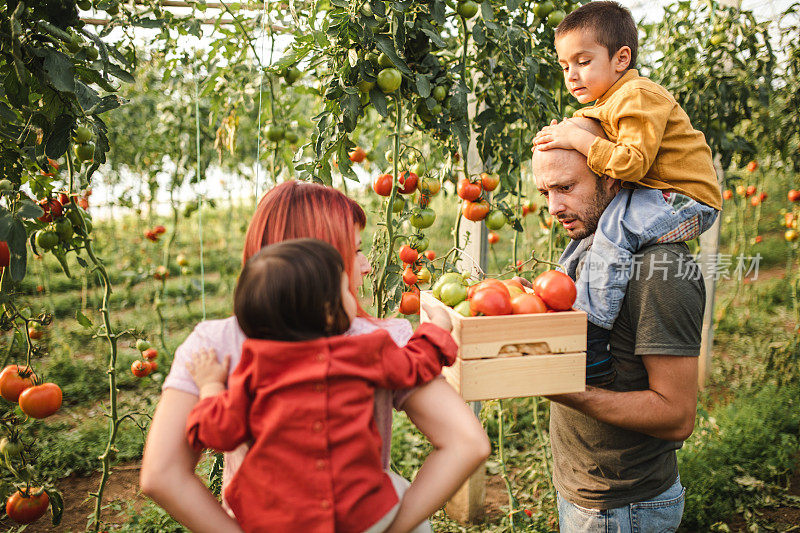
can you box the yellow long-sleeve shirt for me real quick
[573,69,722,210]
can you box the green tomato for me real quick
[432,272,466,299]
[55,218,74,241]
[136,339,151,352]
[0,437,22,458]
[532,0,554,18]
[74,143,94,162]
[411,162,426,177]
[408,235,429,253]
[266,125,285,142]
[284,67,303,85]
[547,9,566,27]
[439,282,468,307]
[419,177,441,196]
[454,301,471,317]
[73,125,92,144]
[457,0,479,19]
[357,79,375,93]
[106,3,119,15]
[392,198,405,214]
[285,131,299,144]
[432,85,447,102]
[410,208,436,229]
[0,179,13,192]
[484,210,507,230]
[365,52,379,64]
[35,230,59,251]
[377,52,394,68]
[77,0,92,9]
[431,104,442,115]
[377,68,402,93]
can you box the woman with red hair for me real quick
[140,181,489,532]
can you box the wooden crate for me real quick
[420,290,587,401]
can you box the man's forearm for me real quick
[548,387,695,441]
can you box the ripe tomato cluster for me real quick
[131,340,158,377]
[144,225,167,242]
[0,365,62,419]
[397,245,438,315]
[432,269,577,317]
[458,174,510,230]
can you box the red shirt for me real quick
[186,323,457,533]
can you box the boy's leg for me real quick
[567,188,700,385]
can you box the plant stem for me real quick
[497,400,518,532]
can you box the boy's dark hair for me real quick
[233,238,351,341]
[555,1,638,69]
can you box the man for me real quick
[532,117,704,531]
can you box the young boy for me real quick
[533,1,721,385]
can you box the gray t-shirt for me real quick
[550,243,705,509]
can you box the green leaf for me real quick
[17,198,44,220]
[39,48,76,93]
[76,310,93,329]
[47,489,63,526]
[415,74,431,98]
[374,36,412,75]
[342,92,360,132]
[45,114,74,159]
[370,87,389,118]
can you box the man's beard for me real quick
[559,180,616,240]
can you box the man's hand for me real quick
[533,119,597,156]
[547,354,698,441]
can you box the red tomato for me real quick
[348,147,366,163]
[142,348,158,361]
[58,192,70,205]
[373,174,393,196]
[754,235,763,244]
[37,198,63,223]
[397,172,418,194]
[470,288,512,316]
[502,279,525,296]
[511,293,548,314]
[0,365,35,403]
[467,279,509,300]
[759,192,767,202]
[789,189,800,203]
[750,195,761,207]
[18,382,62,419]
[402,266,418,286]
[131,360,152,378]
[144,230,158,242]
[153,225,167,235]
[5,488,49,524]
[424,250,436,261]
[722,190,733,200]
[745,185,756,197]
[457,178,482,201]
[28,325,44,340]
[0,241,9,269]
[399,291,420,315]
[746,160,758,172]
[149,361,158,372]
[532,270,576,311]
[398,245,419,264]
[480,172,500,192]
[78,197,89,210]
[462,200,490,221]
[488,231,499,244]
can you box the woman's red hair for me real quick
[243,180,369,314]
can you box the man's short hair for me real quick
[555,1,638,69]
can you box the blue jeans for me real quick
[557,477,685,533]
[560,188,718,328]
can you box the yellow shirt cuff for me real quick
[587,137,615,177]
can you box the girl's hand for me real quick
[422,302,452,332]
[186,348,230,397]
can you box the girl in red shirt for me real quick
[185,238,458,533]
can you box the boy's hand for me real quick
[533,119,596,156]
[186,348,230,397]
[422,302,453,332]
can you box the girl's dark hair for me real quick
[234,238,351,341]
